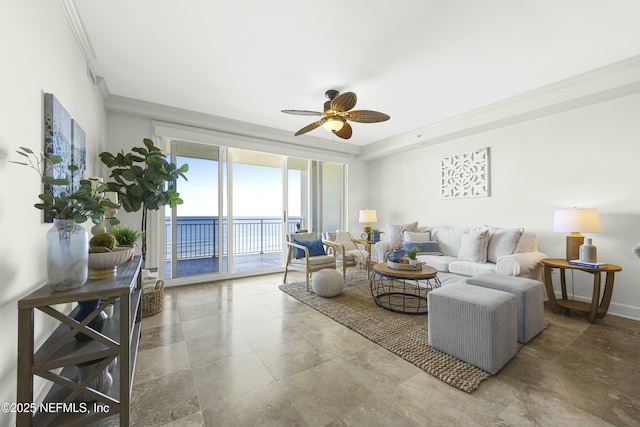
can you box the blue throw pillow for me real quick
[402,241,441,255]
[293,239,326,258]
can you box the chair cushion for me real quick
[291,254,335,266]
[293,238,326,258]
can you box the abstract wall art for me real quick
[43,93,86,222]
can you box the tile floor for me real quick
[102,272,639,426]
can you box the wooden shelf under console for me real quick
[17,256,142,427]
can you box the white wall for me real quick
[368,91,640,319]
[0,2,108,425]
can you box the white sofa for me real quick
[374,224,548,281]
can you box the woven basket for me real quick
[141,280,164,317]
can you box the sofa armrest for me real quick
[374,241,389,263]
[496,251,548,280]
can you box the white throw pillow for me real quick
[485,226,524,263]
[457,228,489,263]
[403,230,431,243]
[335,230,357,251]
[386,221,418,249]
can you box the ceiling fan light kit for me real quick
[282,90,390,140]
[321,116,345,132]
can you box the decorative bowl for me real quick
[88,247,135,279]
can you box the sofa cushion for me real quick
[458,228,489,262]
[485,226,524,263]
[386,221,418,250]
[417,254,457,272]
[449,260,498,276]
[429,227,468,257]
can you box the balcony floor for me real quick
[166,252,284,277]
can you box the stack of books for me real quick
[568,260,608,268]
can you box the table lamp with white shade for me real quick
[359,209,377,235]
[553,208,601,261]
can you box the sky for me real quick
[175,157,301,217]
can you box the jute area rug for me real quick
[279,274,491,393]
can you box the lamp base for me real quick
[364,224,371,234]
[566,233,584,261]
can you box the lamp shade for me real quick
[358,209,377,223]
[322,117,345,132]
[553,209,601,233]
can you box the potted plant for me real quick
[370,228,384,242]
[110,225,143,247]
[405,246,421,265]
[109,226,143,262]
[12,147,119,290]
[100,138,188,268]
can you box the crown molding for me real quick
[59,0,95,61]
[104,95,362,159]
[360,55,640,161]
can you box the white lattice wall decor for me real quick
[441,148,490,199]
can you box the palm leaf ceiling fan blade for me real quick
[333,122,352,139]
[281,110,323,116]
[347,110,390,123]
[294,121,322,136]
[330,92,357,112]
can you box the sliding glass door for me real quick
[163,138,346,282]
[229,149,284,274]
[165,140,227,278]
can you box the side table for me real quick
[353,238,376,278]
[540,258,622,323]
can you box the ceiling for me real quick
[73,0,640,147]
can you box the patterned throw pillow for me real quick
[386,221,418,250]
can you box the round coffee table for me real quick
[369,262,440,314]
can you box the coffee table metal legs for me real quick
[369,271,440,315]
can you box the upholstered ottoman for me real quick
[428,283,517,374]
[466,273,545,343]
[311,269,345,297]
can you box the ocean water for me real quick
[165,216,302,259]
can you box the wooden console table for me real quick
[17,256,142,426]
[541,258,621,323]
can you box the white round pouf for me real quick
[311,269,345,297]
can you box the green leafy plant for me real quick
[11,147,120,224]
[100,138,188,267]
[110,226,143,246]
[405,246,420,260]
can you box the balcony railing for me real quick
[165,216,302,260]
